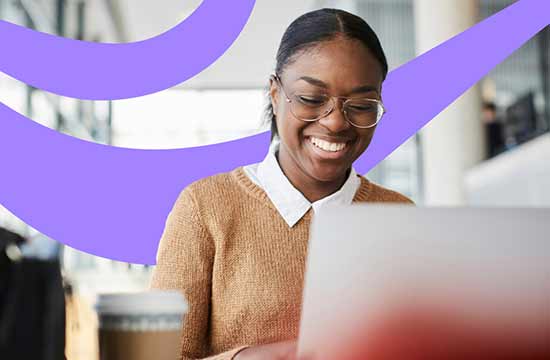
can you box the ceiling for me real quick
[100,0,322,89]
[16,0,344,89]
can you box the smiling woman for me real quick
[268,31,387,201]
[150,8,413,360]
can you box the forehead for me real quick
[282,37,384,91]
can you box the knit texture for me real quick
[150,167,413,359]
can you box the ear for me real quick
[269,75,280,117]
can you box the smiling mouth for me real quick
[309,136,348,152]
[305,136,354,161]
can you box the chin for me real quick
[308,163,350,183]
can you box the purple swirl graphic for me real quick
[0,0,548,264]
[0,0,255,100]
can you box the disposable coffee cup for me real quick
[95,291,188,360]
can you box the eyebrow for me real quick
[298,76,380,95]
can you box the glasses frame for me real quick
[272,74,386,129]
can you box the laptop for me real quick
[298,206,550,359]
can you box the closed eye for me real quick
[296,95,327,106]
[348,103,377,112]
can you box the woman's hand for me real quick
[234,340,297,360]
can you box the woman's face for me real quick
[270,37,384,183]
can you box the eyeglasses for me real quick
[272,74,386,129]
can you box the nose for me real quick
[317,98,351,133]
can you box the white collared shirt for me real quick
[243,142,361,227]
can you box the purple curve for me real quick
[0,0,255,100]
[0,0,548,264]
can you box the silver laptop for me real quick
[298,206,550,359]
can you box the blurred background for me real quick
[0,0,549,359]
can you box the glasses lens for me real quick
[290,94,331,121]
[344,99,383,128]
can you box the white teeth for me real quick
[310,137,347,152]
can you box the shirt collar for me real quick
[252,143,361,227]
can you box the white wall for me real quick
[465,133,550,207]
[179,1,319,89]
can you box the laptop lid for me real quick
[298,206,550,359]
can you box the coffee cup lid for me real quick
[95,290,188,315]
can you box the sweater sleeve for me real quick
[150,188,249,360]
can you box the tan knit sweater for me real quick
[150,166,413,360]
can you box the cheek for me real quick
[278,110,307,144]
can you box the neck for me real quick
[277,148,349,203]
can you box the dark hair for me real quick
[483,101,497,112]
[265,8,389,141]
